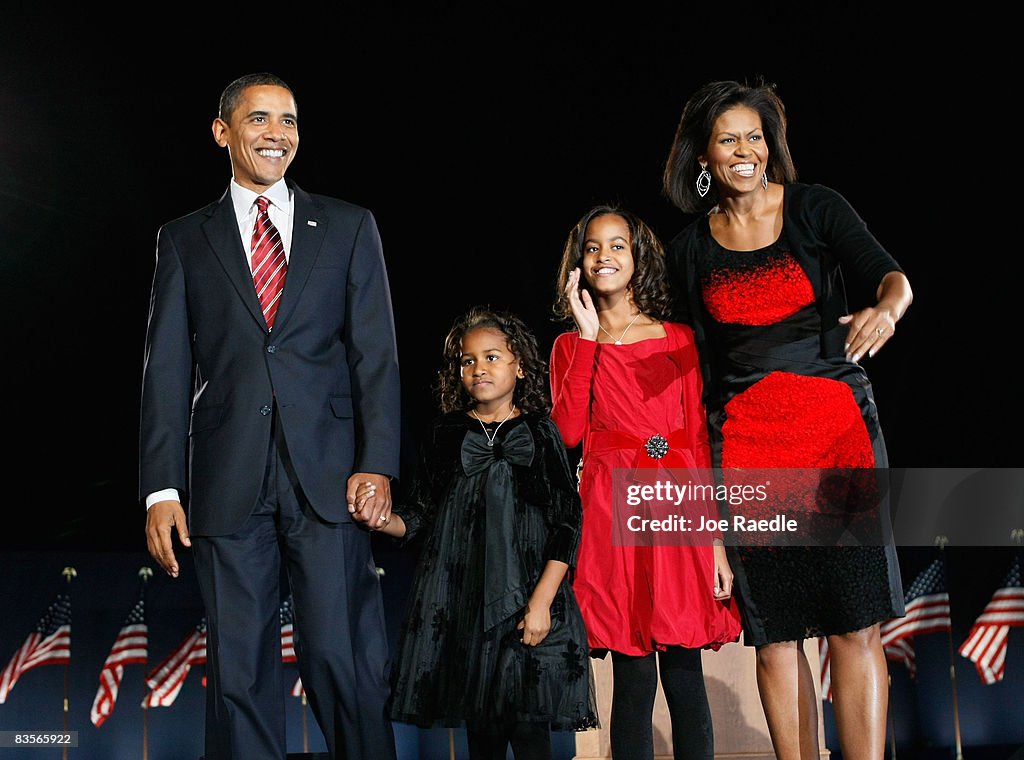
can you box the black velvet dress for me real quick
[388,411,598,734]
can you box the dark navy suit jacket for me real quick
[139,179,401,536]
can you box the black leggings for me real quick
[609,647,712,760]
[465,721,552,760]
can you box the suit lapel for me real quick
[272,181,324,332]
[203,188,268,329]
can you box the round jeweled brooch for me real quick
[645,434,669,459]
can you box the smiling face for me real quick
[212,84,298,193]
[580,213,635,299]
[459,326,523,415]
[701,104,768,197]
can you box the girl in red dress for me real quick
[549,205,741,760]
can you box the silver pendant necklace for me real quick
[472,405,516,446]
[598,312,643,345]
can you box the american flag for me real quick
[959,552,1024,685]
[0,592,71,704]
[282,599,304,697]
[281,597,296,663]
[884,638,918,679]
[818,637,833,702]
[142,618,206,708]
[879,556,951,676]
[90,592,147,726]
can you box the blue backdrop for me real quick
[1,547,1021,760]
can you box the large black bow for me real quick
[460,424,535,630]
[461,421,536,475]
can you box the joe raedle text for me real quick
[611,469,805,547]
[625,513,798,534]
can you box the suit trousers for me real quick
[192,413,397,760]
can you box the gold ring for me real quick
[378,514,387,522]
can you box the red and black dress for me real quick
[667,183,906,646]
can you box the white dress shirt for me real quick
[146,178,294,510]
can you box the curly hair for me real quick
[662,78,798,215]
[552,204,672,325]
[435,306,550,415]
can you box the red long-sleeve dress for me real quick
[550,322,742,656]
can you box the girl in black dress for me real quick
[364,306,597,760]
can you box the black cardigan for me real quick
[666,182,904,416]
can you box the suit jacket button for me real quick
[266,345,277,353]
[260,405,272,416]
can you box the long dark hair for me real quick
[435,306,550,415]
[662,78,798,214]
[552,204,672,324]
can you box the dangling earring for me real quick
[696,164,712,198]
[762,173,768,190]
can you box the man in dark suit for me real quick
[140,72,400,760]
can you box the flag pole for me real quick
[449,728,456,760]
[61,567,76,760]
[302,691,309,753]
[934,537,964,760]
[142,695,149,760]
[945,607,965,760]
[887,673,897,760]
[138,567,153,760]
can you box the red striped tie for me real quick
[251,195,288,330]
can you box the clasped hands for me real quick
[347,472,395,532]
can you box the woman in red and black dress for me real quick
[662,79,913,760]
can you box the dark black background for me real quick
[0,7,1010,553]
[2,7,1023,755]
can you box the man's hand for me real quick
[347,473,393,531]
[146,500,190,578]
